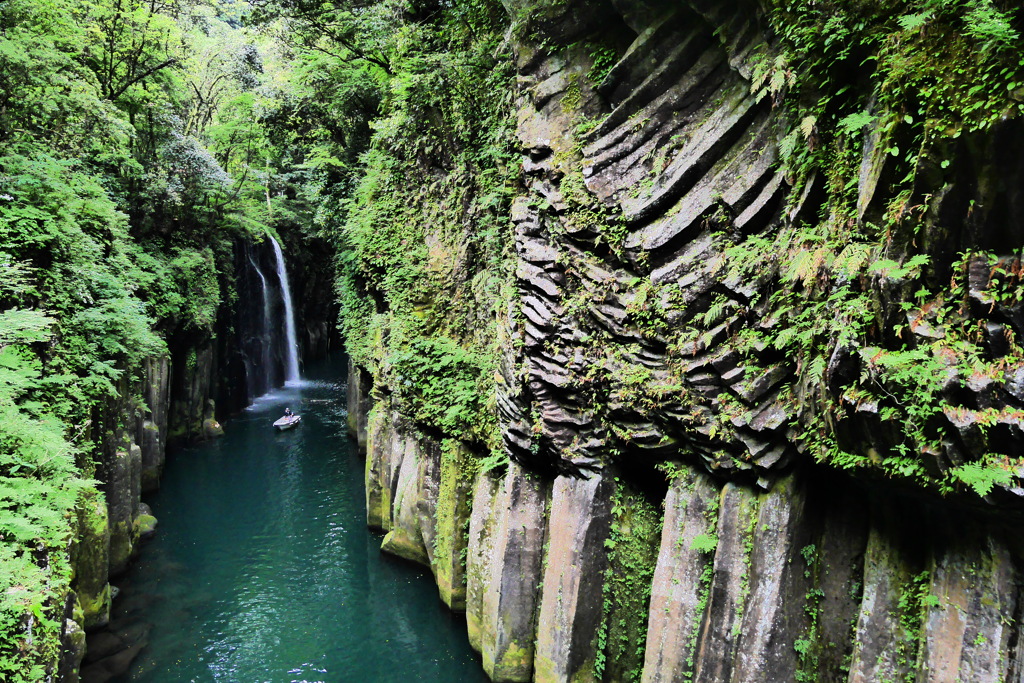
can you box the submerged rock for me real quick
[202,418,224,438]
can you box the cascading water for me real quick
[248,252,274,391]
[270,236,301,382]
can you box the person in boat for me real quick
[283,408,293,417]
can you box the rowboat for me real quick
[273,414,301,430]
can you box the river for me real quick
[105,354,486,682]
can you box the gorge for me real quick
[3,0,1024,681]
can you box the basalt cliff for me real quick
[344,0,1024,681]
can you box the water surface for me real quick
[115,354,487,682]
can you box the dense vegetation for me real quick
[5,0,1024,677]
[0,0,309,675]
[1,0,514,674]
[737,0,1024,494]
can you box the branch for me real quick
[108,58,179,101]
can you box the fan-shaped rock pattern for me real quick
[499,3,796,484]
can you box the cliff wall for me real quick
[344,0,1024,680]
[351,365,1024,681]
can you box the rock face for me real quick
[534,474,613,683]
[344,2,1024,669]
[351,368,1024,681]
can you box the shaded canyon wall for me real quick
[350,371,1024,682]
[346,0,1024,680]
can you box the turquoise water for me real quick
[115,355,487,682]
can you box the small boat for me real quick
[273,414,301,430]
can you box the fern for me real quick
[898,11,933,31]
[837,111,876,135]
[690,533,719,554]
[949,461,1013,497]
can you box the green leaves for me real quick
[948,461,1014,497]
[898,11,934,31]
[837,111,876,135]
[867,253,930,279]
[689,533,719,554]
[388,337,494,439]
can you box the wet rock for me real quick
[135,511,158,540]
[74,488,111,630]
[202,417,224,438]
[1005,366,1024,403]
[80,638,147,683]
[641,469,720,683]
[810,482,869,681]
[732,476,807,682]
[139,421,162,493]
[433,442,475,610]
[534,472,613,682]
[857,104,889,223]
[381,433,440,567]
[692,483,759,681]
[466,471,502,653]
[364,407,394,531]
[346,359,371,451]
[64,615,86,679]
[140,355,170,492]
[918,534,1017,680]
[847,503,924,683]
[169,344,216,444]
[480,463,548,682]
[107,443,142,576]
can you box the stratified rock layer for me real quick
[346,0,1024,680]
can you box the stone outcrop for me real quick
[534,474,613,682]
[351,358,1024,682]
[344,0,1024,679]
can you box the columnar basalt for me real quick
[352,369,1024,681]
[347,0,1024,679]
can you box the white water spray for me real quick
[248,253,274,392]
[248,254,272,337]
[270,236,301,382]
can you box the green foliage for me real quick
[715,0,1024,498]
[279,0,518,456]
[595,480,661,681]
[689,533,719,554]
[388,338,495,439]
[0,0,302,672]
[0,266,91,678]
[949,460,1013,497]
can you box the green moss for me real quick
[533,654,558,683]
[494,640,533,681]
[135,514,158,537]
[595,478,663,682]
[684,485,722,679]
[433,440,475,610]
[364,408,388,530]
[331,0,516,470]
[381,529,430,567]
[109,519,134,573]
[715,0,1024,494]
[80,584,111,632]
[74,489,110,630]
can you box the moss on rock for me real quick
[74,489,111,630]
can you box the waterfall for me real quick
[270,236,301,382]
[248,253,274,393]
